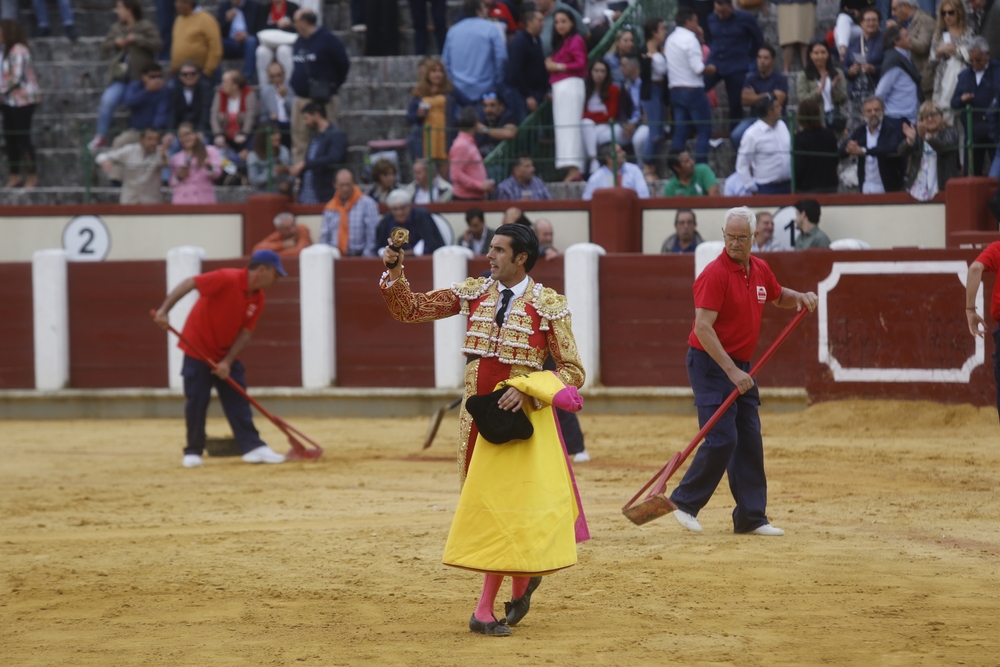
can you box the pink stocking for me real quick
[474,574,505,622]
[511,576,531,599]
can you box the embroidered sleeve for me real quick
[531,286,584,388]
[381,270,462,323]
[547,313,585,389]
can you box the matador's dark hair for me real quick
[495,223,539,273]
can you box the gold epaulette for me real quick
[531,284,571,331]
[452,277,494,314]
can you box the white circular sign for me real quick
[770,206,800,251]
[62,215,111,262]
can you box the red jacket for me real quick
[582,84,620,124]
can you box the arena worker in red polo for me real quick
[964,241,1000,424]
[669,206,818,537]
[153,249,288,468]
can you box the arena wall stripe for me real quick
[0,262,35,389]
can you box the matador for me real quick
[380,223,589,637]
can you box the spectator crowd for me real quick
[3,0,999,204]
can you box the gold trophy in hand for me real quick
[384,227,410,270]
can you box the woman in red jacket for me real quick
[580,59,621,175]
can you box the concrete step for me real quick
[33,79,415,119]
[0,185,255,206]
[21,0,465,44]
[29,54,421,90]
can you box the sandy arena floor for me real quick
[2,400,999,666]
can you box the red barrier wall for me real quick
[598,249,996,405]
[0,263,34,389]
[201,258,302,388]
[67,261,168,388]
[335,257,435,387]
[599,254,696,386]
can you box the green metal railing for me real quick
[483,0,678,182]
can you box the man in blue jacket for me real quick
[951,37,1000,176]
[216,0,265,84]
[504,9,548,122]
[706,0,763,132]
[289,8,350,163]
[839,96,906,193]
[106,63,170,183]
[289,102,347,204]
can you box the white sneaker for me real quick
[748,524,785,536]
[182,454,203,468]
[673,509,703,533]
[242,445,285,464]
[351,23,367,32]
[572,451,591,463]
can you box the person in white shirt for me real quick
[736,95,792,194]
[403,158,454,203]
[665,7,713,163]
[582,142,650,200]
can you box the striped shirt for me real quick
[318,194,380,256]
[495,176,553,201]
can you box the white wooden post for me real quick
[299,244,340,388]
[166,246,205,389]
[564,243,606,388]
[32,249,69,390]
[432,245,474,388]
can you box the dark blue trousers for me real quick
[182,355,266,456]
[222,36,260,83]
[670,347,770,533]
[993,325,1000,424]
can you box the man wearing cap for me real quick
[380,224,588,637]
[153,250,288,468]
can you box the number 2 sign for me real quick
[62,215,111,262]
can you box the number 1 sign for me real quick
[62,216,111,262]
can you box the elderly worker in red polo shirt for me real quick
[669,206,817,536]
[153,249,288,468]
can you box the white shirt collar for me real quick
[497,274,530,299]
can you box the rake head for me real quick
[622,493,678,526]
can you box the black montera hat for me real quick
[465,389,534,445]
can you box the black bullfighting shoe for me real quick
[503,576,542,626]
[469,614,511,636]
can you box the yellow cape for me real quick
[442,372,580,576]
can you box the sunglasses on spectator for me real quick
[180,70,198,77]
[942,9,956,15]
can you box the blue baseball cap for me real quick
[250,249,287,276]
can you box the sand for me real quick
[2,400,999,666]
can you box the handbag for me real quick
[111,52,129,82]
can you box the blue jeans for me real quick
[989,150,1000,179]
[96,81,128,139]
[351,0,364,25]
[640,85,665,161]
[730,117,755,148]
[182,355,266,456]
[757,180,791,194]
[409,0,448,55]
[669,87,712,163]
[704,70,747,132]
[223,35,260,83]
[670,347,770,533]
[154,0,175,58]
[33,0,73,27]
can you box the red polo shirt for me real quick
[179,268,265,363]
[975,241,1000,321]
[688,252,783,362]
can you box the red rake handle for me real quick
[150,310,320,454]
[622,307,809,511]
